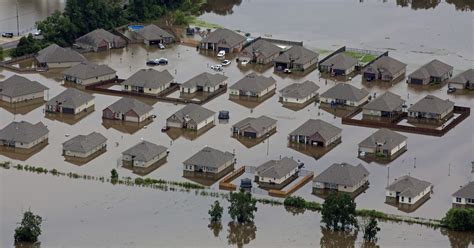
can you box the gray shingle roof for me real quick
[105,97,153,116]
[181,72,227,89]
[358,128,407,151]
[62,62,116,80]
[279,80,319,99]
[320,53,358,70]
[363,91,405,112]
[452,182,474,199]
[62,132,107,153]
[232,115,277,132]
[274,45,319,65]
[320,83,369,102]
[201,28,246,48]
[122,141,168,162]
[408,95,454,115]
[0,75,48,98]
[0,121,49,144]
[449,69,473,85]
[122,68,174,89]
[75,28,125,49]
[386,175,432,198]
[289,119,341,141]
[229,73,276,93]
[256,157,299,179]
[314,163,369,187]
[136,24,174,41]
[409,59,453,79]
[363,55,406,76]
[169,103,215,124]
[47,88,94,109]
[36,44,86,64]
[241,39,282,59]
[183,146,234,168]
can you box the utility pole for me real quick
[16,0,20,36]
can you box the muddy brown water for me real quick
[1,0,474,247]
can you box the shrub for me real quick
[14,211,42,243]
[442,208,474,231]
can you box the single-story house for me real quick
[448,69,473,90]
[273,45,319,71]
[313,162,370,194]
[229,73,276,98]
[319,53,358,76]
[408,95,454,121]
[320,83,369,107]
[279,80,319,105]
[289,119,342,147]
[362,91,405,118]
[0,121,49,149]
[102,97,153,123]
[46,88,94,115]
[0,75,48,103]
[62,132,107,158]
[180,72,228,94]
[122,141,168,168]
[75,28,126,52]
[452,182,474,208]
[200,28,247,53]
[135,24,175,46]
[255,157,299,189]
[407,59,453,85]
[232,115,277,139]
[386,175,432,206]
[63,62,117,86]
[122,68,174,95]
[358,128,407,158]
[238,38,282,64]
[362,55,407,81]
[166,103,215,131]
[35,44,87,69]
[183,146,235,175]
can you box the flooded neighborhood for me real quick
[0,0,473,247]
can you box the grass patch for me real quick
[315,48,332,55]
[344,51,376,63]
[188,16,222,29]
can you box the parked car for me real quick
[283,68,292,74]
[1,32,14,38]
[447,88,456,93]
[221,60,231,66]
[218,110,229,120]
[33,30,42,36]
[210,64,223,71]
[240,59,249,65]
[161,126,169,132]
[240,178,252,190]
[217,50,226,57]
[146,58,168,65]
[158,43,165,49]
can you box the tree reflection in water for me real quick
[227,221,257,248]
[359,0,472,11]
[441,228,474,248]
[201,0,243,15]
[15,242,41,248]
[208,221,223,238]
[284,205,306,216]
[320,227,358,248]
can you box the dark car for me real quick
[218,110,230,120]
[146,58,168,66]
[2,32,14,38]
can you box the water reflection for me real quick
[284,205,306,215]
[446,0,473,11]
[208,221,223,237]
[201,0,243,15]
[359,0,473,11]
[227,221,257,248]
[15,242,41,248]
[320,227,358,248]
[440,229,474,248]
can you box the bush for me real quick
[321,193,358,231]
[10,34,47,57]
[228,189,257,223]
[208,200,223,222]
[283,196,306,208]
[14,211,42,243]
[442,208,474,231]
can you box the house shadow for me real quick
[165,124,215,141]
[45,106,95,125]
[0,99,45,115]
[231,129,276,149]
[384,194,431,213]
[63,148,107,166]
[122,157,168,176]
[288,139,341,160]
[229,91,275,109]
[101,118,153,134]
[179,91,212,102]
[312,184,369,201]
[320,227,358,248]
[183,165,235,186]
[227,221,257,248]
[0,141,48,161]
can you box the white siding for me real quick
[196,116,215,130]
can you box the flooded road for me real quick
[1,0,473,247]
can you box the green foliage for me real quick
[283,196,306,208]
[228,189,257,223]
[126,0,166,21]
[172,10,191,26]
[321,193,358,231]
[362,217,380,242]
[110,169,119,184]
[442,208,474,231]
[0,47,3,60]
[208,200,224,222]
[14,210,42,243]
[10,34,47,57]
[36,11,78,46]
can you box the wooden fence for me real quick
[268,172,314,198]
[219,166,246,191]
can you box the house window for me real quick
[401,196,404,202]
[456,197,462,203]
[408,197,411,203]
[467,198,474,204]
[124,85,128,89]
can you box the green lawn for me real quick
[188,16,223,29]
[344,51,376,64]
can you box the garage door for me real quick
[363,73,375,81]
[125,116,139,122]
[244,131,257,138]
[62,107,75,114]
[149,40,161,46]
[166,120,182,128]
[410,78,423,85]
[217,47,230,53]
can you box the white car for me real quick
[240,59,249,65]
[221,60,231,66]
[217,50,226,57]
[210,65,223,71]
[158,43,165,49]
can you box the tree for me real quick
[442,208,474,231]
[228,189,257,223]
[0,47,4,61]
[208,200,224,222]
[321,193,358,231]
[362,217,380,242]
[10,34,47,58]
[14,210,42,243]
[36,11,78,46]
[110,169,119,184]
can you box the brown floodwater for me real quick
[1,0,474,247]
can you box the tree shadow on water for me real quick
[441,228,474,248]
[208,221,223,238]
[320,227,358,248]
[227,221,257,248]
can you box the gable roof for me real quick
[229,73,276,93]
[181,72,228,89]
[36,44,86,64]
[358,128,407,151]
[122,141,168,162]
[279,80,320,99]
[0,75,48,98]
[136,24,174,41]
[47,88,94,109]
[314,163,369,187]
[169,103,215,124]
[274,45,319,65]
[241,39,282,59]
[408,95,454,115]
[320,83,369,102]
[232,115,277,132]
[105,97,153,116]
[289,119,341,141]
[0,121,49,144]
[201,28,246,48]
[386,175,432,198]
[363,55,407,75]
[320,53,358,70]
[256,157,299,179]
[408,59,453,79]
[62,132,107,153]
[75,28,125,48]
[183,146,234,168]
[363,91,405,112]
[63,62,116,80]
[452,182,474,199]
[449,69,473,85]
[122,68,174,89]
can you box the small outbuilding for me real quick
[75,28,126,52]
[232,115,277,139]
[386,175,432,206]
[313,162,369,194]
[183,146,235,175]
[102,97,153,123]
[63,62,117,86]
[289,119,342,147]
[238,38,282,64]
[448,69,473,90]
[255,157,299,189]
[319,53,358,76]
[407,59,453,85]
[166,103,215,131]
[122,68,174,95]
[229,73,276,98]
[0,75,48,103]
[319,83,369,107]
[358,128,407,159]
[62,132,107,158]
[273,45,319,72]
[279,80,319,105]
[135,24,175,46]
[122,141,168,168]
[46,88,94,115]
[35,44,87,69]
[452,182,474,208]
[0,121,49,149]
[408,95,454,121]
[362,55,407,82]
[362,91,405,118]
[180,72,228,94]
[200,28,247,53]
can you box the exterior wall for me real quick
[408,105,453,120]
[363,109,382,116]
[123,151,167,168]
[196,116,215,131]
[385,186,431,205]
[281,92,316,104]
[360,140,407,157]
[65,73,116,86]
[180,86,198,94]
[47,61,82,68]
[320,95,369,107]
[313,176,369,193]
[389,140,407,155]
[2,91,45,103]
[183,159,233,174]
[257,167,298,185]
[46,99,94,115]
[166,118,183,128]
[122,82,171,95]
[452,197,474,206]
[448,82,467,90]
[4,134,49,149]
[408,76,430,85]
[63,142,106,158]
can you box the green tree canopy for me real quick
[208,200,224,222]
[14,210,42,243]
[321,193,358,231]
[36,11,77,46]
[228,189,257,223]
[362,217,380,242]
[442,208,474,231]
[10,34,47,58]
